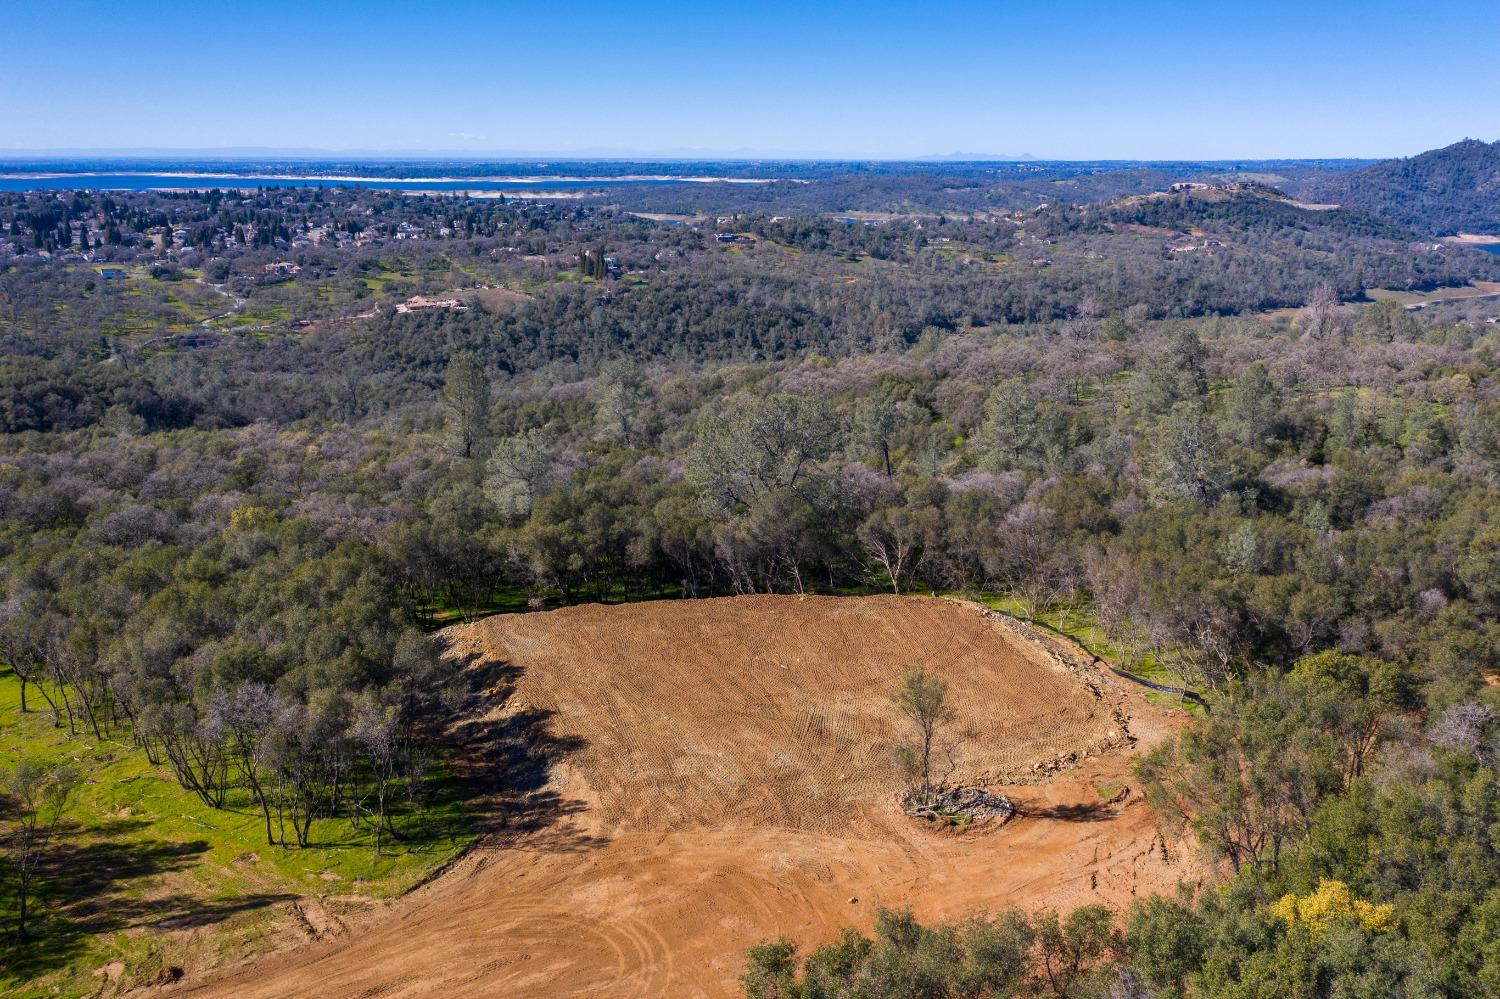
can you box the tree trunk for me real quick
[15,866,30,942]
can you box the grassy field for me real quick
[0,669,475,997]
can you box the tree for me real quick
[1033,906,1121,999]
[1,760,78,941]
[1285,650,1412,783]
[857,502,938,595]
[1223,362,1281,448]
[210,683,280,846]
[741,938,799,999]
[442,352,491,460]
[1137,679,1306,877]
[0,597,52,718]
[891,668,955,806]
[353,699,400,858]
[1130,326,1209,416]
[1460,527,1500,614]
[1126,892,1206,996]
[741,906,1035,998]
[483,429,556,521]
[688,394,838,514]
[1141,402,1231,507]
[850,392,903,478]
[978,379,1073,473]
[1136,655,1406,880]
[593,360,650,447]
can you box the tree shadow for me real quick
[434,647,603,855]
[0,817,294,983]
[1018,801,1117,823]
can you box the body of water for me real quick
[0,173,748,194]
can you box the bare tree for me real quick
[0,598,53,719]
[43,622,109,741]
[891,669,956,806]
[1012,552,1081,626]
[353,701,401,857]
[858,504,938,595]
[1300,282,1352,342]
[145,701,228,809]
[2,760,78,941]
[1430,703,1494,760]
[211,683,281,846]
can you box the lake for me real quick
[0,172,757,194]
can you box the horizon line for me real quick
[0,147,1396,165]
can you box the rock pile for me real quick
[905,786,1015,823]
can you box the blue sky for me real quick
[2,0,1497,159]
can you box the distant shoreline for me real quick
[0,171,775,185]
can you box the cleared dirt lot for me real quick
[454,594,1124,834]
[173,596,1193,998]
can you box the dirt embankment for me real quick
[168,595,1196,999]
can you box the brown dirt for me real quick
[168,595,1196,998]
[1366,280,1500,309]
[468,286,532,312]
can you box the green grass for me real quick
[956,592,1206,714]
[356,265,422,296]
[418,581,695,630]
[0,668,476,997]
[419,583,535,629]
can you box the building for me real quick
[395,295,467,314]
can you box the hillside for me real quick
[1304,138,1500,235]
[1097,182,1418,241]
[171,596,1187,997]
[441,595,1124,833]
[1018,181,1500,304]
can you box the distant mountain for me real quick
[915,152,1037,162]
[1304,139,1500,236]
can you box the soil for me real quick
[469,286,532,312]
[164,595,1197,998]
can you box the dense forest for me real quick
[3,160,1500,995]
[1303,139,1500,236]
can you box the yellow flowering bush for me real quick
[1271,880,1394,938]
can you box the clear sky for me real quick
[3,0,1497,160]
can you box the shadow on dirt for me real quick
[436,643,603,854]
[1018,801,1117,823]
